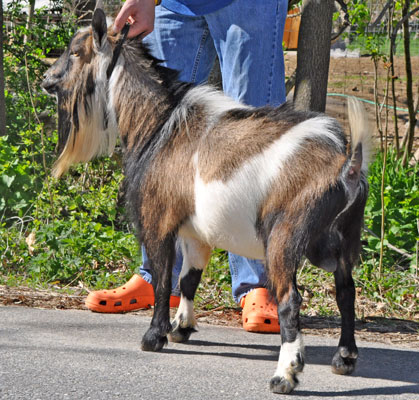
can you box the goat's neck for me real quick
[110,67,175,152]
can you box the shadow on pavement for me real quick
[294,384,419,397]
[164,339,419,385]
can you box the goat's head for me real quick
[42,8,119,177]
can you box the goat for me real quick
[42,9,372,394]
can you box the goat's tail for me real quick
[347,97,373,176]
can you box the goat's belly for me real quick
[179,173,266,260]
[179,218,265,260]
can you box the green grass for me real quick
[347,33,419,57]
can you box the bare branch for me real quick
[390,6,419,54]
[371,0,394,28]
[332,0,350,43]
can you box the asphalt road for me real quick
[1,306,418,400]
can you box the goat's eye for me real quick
[71,52,80,58]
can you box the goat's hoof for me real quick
[141,328,168,352]
[331,346,358,375]
[168,321,197,343]
[269,375,298,394]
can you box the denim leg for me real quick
[205,0,288,302]
[144,6,217,84]
[205,0,288,106]
[140,8,217,294]
[228,254,270,302]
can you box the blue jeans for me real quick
[140,0,288,302]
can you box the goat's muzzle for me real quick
[41,75,58,95]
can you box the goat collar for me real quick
[106,24,130,80]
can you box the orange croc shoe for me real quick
[240,288,280,333]
[85,274,180,313]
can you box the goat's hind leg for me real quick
[169,238,211,343]
[331,197,366,375]
[332,257,358,375]
[265,226,304,394]
[305,232,358,373]
[306,234,358,374]
[141,236,175,352]
[270,281,304,394]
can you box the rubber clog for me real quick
[85,274,180,313]
[240,288,280,333]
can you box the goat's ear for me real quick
[92,8,108,50]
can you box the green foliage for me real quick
[1,0,75,219]
[347,1,371,34]
[1,1,138,289]
[4,0,74,129]
[357,148,418,316]
[1,156,140,288]
[0,128,53,218]
[345,0,419,57]
[364,148,418,269]
[345,0,386,59]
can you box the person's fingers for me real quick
[113,0,155,38]
[113,4,133,32]
[127,25,150,38]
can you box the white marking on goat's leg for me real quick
[169,296,197,343]
[275,333,305,378]
[169,238,211,343]
[269,279,304,394]
[270,333,305,394]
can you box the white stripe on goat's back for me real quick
[181,116,345,259]
[184,85,248,117]
[159,85,247,142]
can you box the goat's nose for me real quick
[41,76,56,94]
[41,71,49,83]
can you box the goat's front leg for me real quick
[332,262,358,375]
[169,238,211,343]
[141,236,175,352]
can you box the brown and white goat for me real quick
[42,9,372,394]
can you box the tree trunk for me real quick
[388,3,400,155]
[24,0,35,44]
[401,0,417,166]
[293,0,334,112]
[0,1,6,136]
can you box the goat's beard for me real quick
[52,87,117,178]
[56,92,72,155]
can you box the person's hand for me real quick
[114,0,156,38]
